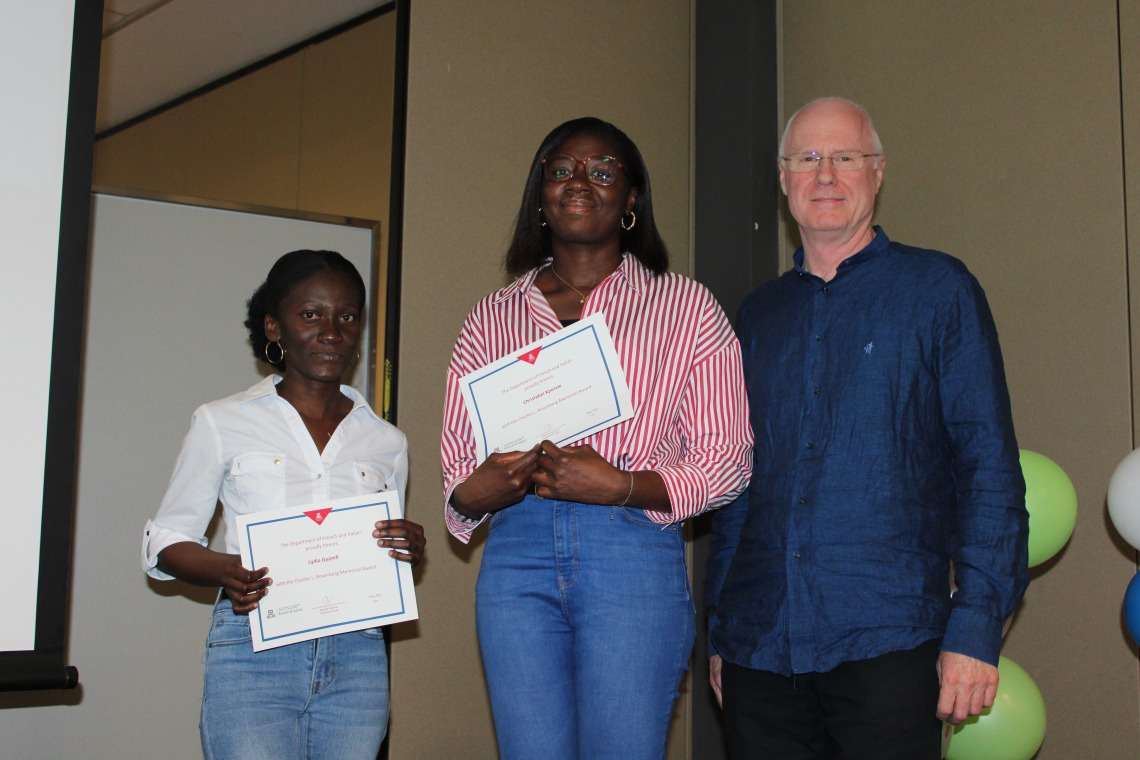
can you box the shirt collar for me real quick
[493,252,647,304]
[493,266,543,303]
[615,253,650,294]
[237,374,379,422]
[793,226,890,278]
[237,374,282,402]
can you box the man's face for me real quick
[779,101,884,244]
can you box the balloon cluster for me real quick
[1109,448,1140,645]
[944,449,1071,759]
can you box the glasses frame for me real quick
[779,151,882,172]
[540,154,626,187]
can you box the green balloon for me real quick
[1019,449,1077,567]
[945,656,1046,760]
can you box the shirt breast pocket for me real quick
[226,452,287,512]
[352,461,391,494]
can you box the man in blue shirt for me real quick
[706,97,1029,758]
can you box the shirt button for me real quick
[822,286,829,293]
[812,386,821,395]
[806,442,814,450]
[316,473,323,479]
[798,497,806,505]
[815,335,824,342]
[793,551,802,558]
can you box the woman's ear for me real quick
[264,314,281,342]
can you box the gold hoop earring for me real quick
[264,340,286,365]
[621,211,637,231]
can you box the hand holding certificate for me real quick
[458,313,635,462]
[236,491,419,652]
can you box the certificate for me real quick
[235,491,418,652]
[458,312,635,463]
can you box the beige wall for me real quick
[782,2,1139,757]
[94,17,396,222]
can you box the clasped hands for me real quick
[450,440,627,520]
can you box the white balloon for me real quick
[1107,448,1140,549]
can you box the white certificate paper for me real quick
[459,312,635,463]
[236,491,419,652]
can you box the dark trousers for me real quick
[722,639,943,760]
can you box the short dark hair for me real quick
[504,117,669,277]
[245,249,366,370]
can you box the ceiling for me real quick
[97,0,391,134]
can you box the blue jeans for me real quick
[476,496,696,760]
[199,596,389,760]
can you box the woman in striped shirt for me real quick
[441,117,752,760]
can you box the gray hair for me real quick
[778,97,884,163]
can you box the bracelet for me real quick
[617,471,635,507]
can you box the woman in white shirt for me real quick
[142,249,424,760]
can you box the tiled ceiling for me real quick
[96,0,390,133]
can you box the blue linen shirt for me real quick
[707,228,1029,676]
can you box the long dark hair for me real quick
[504,117,669,277]
[244,249,366,371]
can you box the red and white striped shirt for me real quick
[441,254,753,543]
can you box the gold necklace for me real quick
[550,265,591,304]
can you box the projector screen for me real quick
[0,0,101,690]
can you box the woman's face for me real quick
[264,268,362,384]
[540,131,637,249]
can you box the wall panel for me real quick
[95,56,305,210]
[298,15,396,222]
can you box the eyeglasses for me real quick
[779,151,881,172]
[541,154,625,186]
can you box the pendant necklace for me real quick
[550,265,591,304]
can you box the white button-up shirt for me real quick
[143,375,408,580]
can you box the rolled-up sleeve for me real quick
[441,315,490,544]
[141,407,225,580]
[648,338,752,524]
[647,292,752,525]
